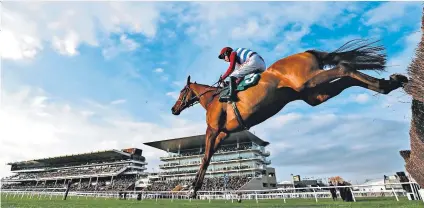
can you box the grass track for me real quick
[1,194,423,208]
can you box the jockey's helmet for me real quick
[218,47,233,59]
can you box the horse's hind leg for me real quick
[300,64,408,94]
[349,70,408,94]
[302,76,404,106]
[302,77,368,106]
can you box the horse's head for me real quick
[171,75,199,115]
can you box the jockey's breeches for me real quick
[229,54,266,78]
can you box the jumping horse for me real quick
[170,39,408,198]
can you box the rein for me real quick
[182,80,224,109]
[178,78,250,130]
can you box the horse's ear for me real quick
[187,75,191,85]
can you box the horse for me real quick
[170,39,408,198]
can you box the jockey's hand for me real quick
[218,77,225,87]
[218,76,224,85]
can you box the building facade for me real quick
[144,131,277,190]
[2,148,148,191]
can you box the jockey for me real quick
[218,47,266,102]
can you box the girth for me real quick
[213,88,249,130]
[230,102,249,130]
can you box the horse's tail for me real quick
[307,39,387,72]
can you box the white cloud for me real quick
[154,68,164,73]
[119,34,140,51]
[165,30,177,39]
[166,91,179,100]
[387,29,421,74]
[362,2,419,26]
[0,86,205,178]
[231,19,261,40]
[263,113,303,129]
[273,24,310,56]
[52,30,80,56]
[352,93,370,104]
[1,2,160,60]
[172,81,185,87]
[0,25,42,60]
[120,66,143,79]
[110,99,126,105]
[102,34,140,58]
[153,68,169,81]
[81,111,95,117]
[179,2,357,47]
[316,35,363,51]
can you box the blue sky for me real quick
[0,1,422,183]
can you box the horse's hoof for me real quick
[390,74,409,86]
[187,188,197,199]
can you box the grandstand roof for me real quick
[144,130,269,152]
[7,149,134,168]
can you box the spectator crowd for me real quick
[143,175,252,192]
[3,164,125,180]
[2,174,253,192]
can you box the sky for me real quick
[0,1,422,184]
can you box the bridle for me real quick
[178,80,223,110]
[177,85,200,109]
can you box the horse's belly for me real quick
[245,96,288,125]
[236,87,296,127]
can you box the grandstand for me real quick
[1,148,147,192]
[143,130,277,192]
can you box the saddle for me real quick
[218,72,262,99]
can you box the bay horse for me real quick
[170,39,408,198]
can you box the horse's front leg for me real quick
[189,127,227,198]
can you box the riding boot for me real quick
[219,76,237,102]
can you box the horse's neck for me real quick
[191,83,218,109]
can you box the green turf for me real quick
[1,194,423,208]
